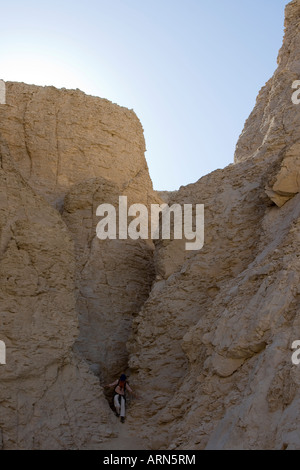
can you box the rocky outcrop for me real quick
[125,0,300,450]
[0,139,115,449]
[62,178,155,381]
[265,142,300,207]
[0,82,152,209]
[234,0,300,207]
[0,83,156,448]
[1,0,300,451]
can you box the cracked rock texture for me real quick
[0,140,115,449]
[1,0,300,451]
[0,82,156,449]
[62,178,155,381]
[0,82,152,209]
[126,0,300,450]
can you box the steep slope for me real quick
[0,139,116,449]
[235,0,300,207]
[62,178,155,381]
[0,83,156,448]
[126,0,300,450]
[1,0,300,451]
[0,82,152,208]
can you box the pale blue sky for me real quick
[1,0,288,190]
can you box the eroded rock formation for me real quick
[0,82,157,449]
[126,0,300,450]
[0,139,115,449]
[1,0,300,451]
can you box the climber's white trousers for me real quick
[114,394,126,417]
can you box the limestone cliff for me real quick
[0,82,157,449]
[0,139,115,449]
[126,0,300,450]
[1,0,300,451]
[0,82,152,209]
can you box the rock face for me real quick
[0,139,115,449]
[1,0,300,451]
[234,0,300,207]
[62,178,155,381]
[0,83,156,448]
[0,82,152,209]
[125,0,300,450]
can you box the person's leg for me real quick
[114,394,120,416]
[120,396,126,418]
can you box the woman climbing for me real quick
[105,374,137,423]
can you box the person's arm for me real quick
[105,379,118,388]
[126,383,139,398]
